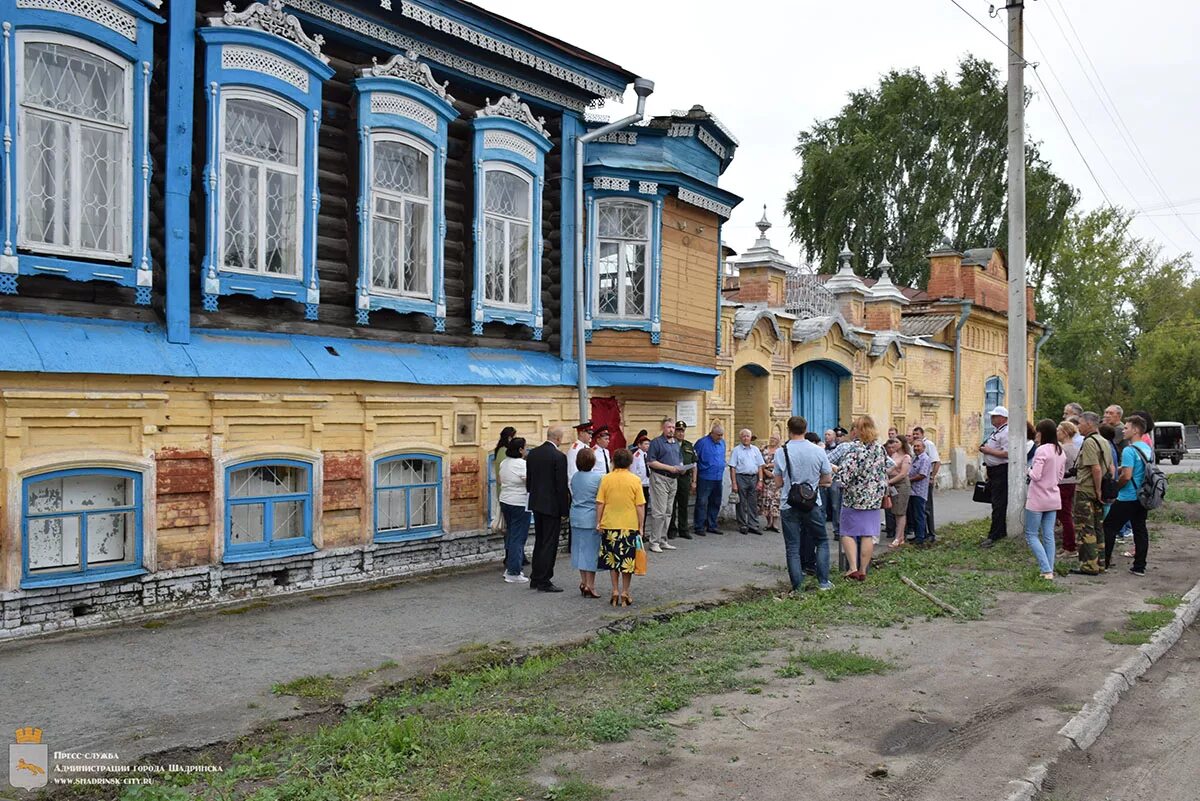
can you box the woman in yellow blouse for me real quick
[596,448,646,606]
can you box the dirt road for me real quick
[1038,622,1200,801]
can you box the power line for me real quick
[945,0,1114,207]
[1045,0,1200,248]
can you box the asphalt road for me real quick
[1039,621,1200,801]
[0,489,990,765]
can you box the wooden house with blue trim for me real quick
[0,0,742,636]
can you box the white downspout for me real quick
[574,77,655,423]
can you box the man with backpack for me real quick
[775,415,833,592]
[1072,412,1115,576]
[1102,416,1165,576]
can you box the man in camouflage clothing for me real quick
[1072,412,1113,575]
[668,421,697,539]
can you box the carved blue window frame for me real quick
[223,457,314,563]
[373,452,443,543]
[584,177,664,344]
[197,1,333,320]
[0,0,161,300]
[21,467,145,589]
[353,54,457,330]
[470,95,552,340]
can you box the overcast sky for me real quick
[486,0,1200,269]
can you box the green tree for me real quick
[1132,321,1200,424]
[785,56,1077,287]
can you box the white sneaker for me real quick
[649,543,664,553]
[504,573,529,583]
[661,542,678,550]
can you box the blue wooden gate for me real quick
[794,362,843,435]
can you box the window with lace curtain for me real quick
[17,34,132,261]
[219,92,303,277]
[481,164,532,308]
[594,198,649,320]
[368,134,432,297]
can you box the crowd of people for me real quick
[487,401,1161,600]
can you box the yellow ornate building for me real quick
[709,212,1042,488]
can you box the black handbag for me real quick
[972,480,990,503]
[782,442,818,511]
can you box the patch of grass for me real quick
[775,661,805,679]
[1104,607,1177,645]
[543,778,607,801]
[785,649,894,681]
[117,519,1067,801]
[142,620,167,629]
[270,674,347,702]
[1147,594,1184,609]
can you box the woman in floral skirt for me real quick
[596,448,646,606]
[758,434,782,532]
[831,415,889,580]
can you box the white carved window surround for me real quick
[594,198,649,320]
[482,130,536,162]
[368,131,433,299]
[16,32,133,262]
[15,0,139,43]
[481,162,532,309]
[369,93,437,131]
[220,46,308,92]
[217,90,304,278]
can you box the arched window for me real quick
[224,459,313,561]
[984,375,1006,439]
[219,91,304,277]
[0,0,161,301]
[594,198,651,319]
[470,93,551,339]
[481,163,533,308]
[22,468,144,587]
[374,454,442,541]
[198,0,333,318]
[369,134,433,297]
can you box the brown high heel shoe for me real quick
[621,593,633,606]
[579,583,587,597]
[610,592,620,606]
[584,586,601,598]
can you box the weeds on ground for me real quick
[1145,594,1184,609]
[780,648,894,681]
[98,519,1067,801]
[1103,607,1177,645]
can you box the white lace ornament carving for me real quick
[360,51,454,103]
[595,131,636,145]
[222,46,309,91]
[477,93,549,138]
[697,127,726,159]
[370,93,437,131]
[16,0,137,42]
[677,188,732,219]
[638,181,658,195]
[400,3,621,101]
[482,130,536,161]
[284,0,587,111]
[219,0,327,63]
[592,177,629,191]
[667,124,694,137]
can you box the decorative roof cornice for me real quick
[360,51,455,103]
[217,0,327,63]
[476,93,550,139]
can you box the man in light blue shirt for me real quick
[1102,415,1154,575]
[776,415,833,591]
[729,429,766,534]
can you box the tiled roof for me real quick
[733,305,781,340]
[791,314,868,350]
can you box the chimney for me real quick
[864,253,908,331]
[926,235,963,300]
[824,244,868,326]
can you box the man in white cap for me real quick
[567,421,592,482]
[979,406,1010,547]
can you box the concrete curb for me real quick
[1002,577,1200,801]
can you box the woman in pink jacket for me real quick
[1026,418,1067,580]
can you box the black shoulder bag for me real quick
[781,441,819,512]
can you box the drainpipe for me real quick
[952,300,972,416]
[574,77,655,423]
[1033,325,1053,413]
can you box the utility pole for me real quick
[1006,0,1029,537]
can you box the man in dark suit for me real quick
[525,424,570,592]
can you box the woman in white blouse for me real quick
[498,437,530,583]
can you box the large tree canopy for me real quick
[785,56,1078,288]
